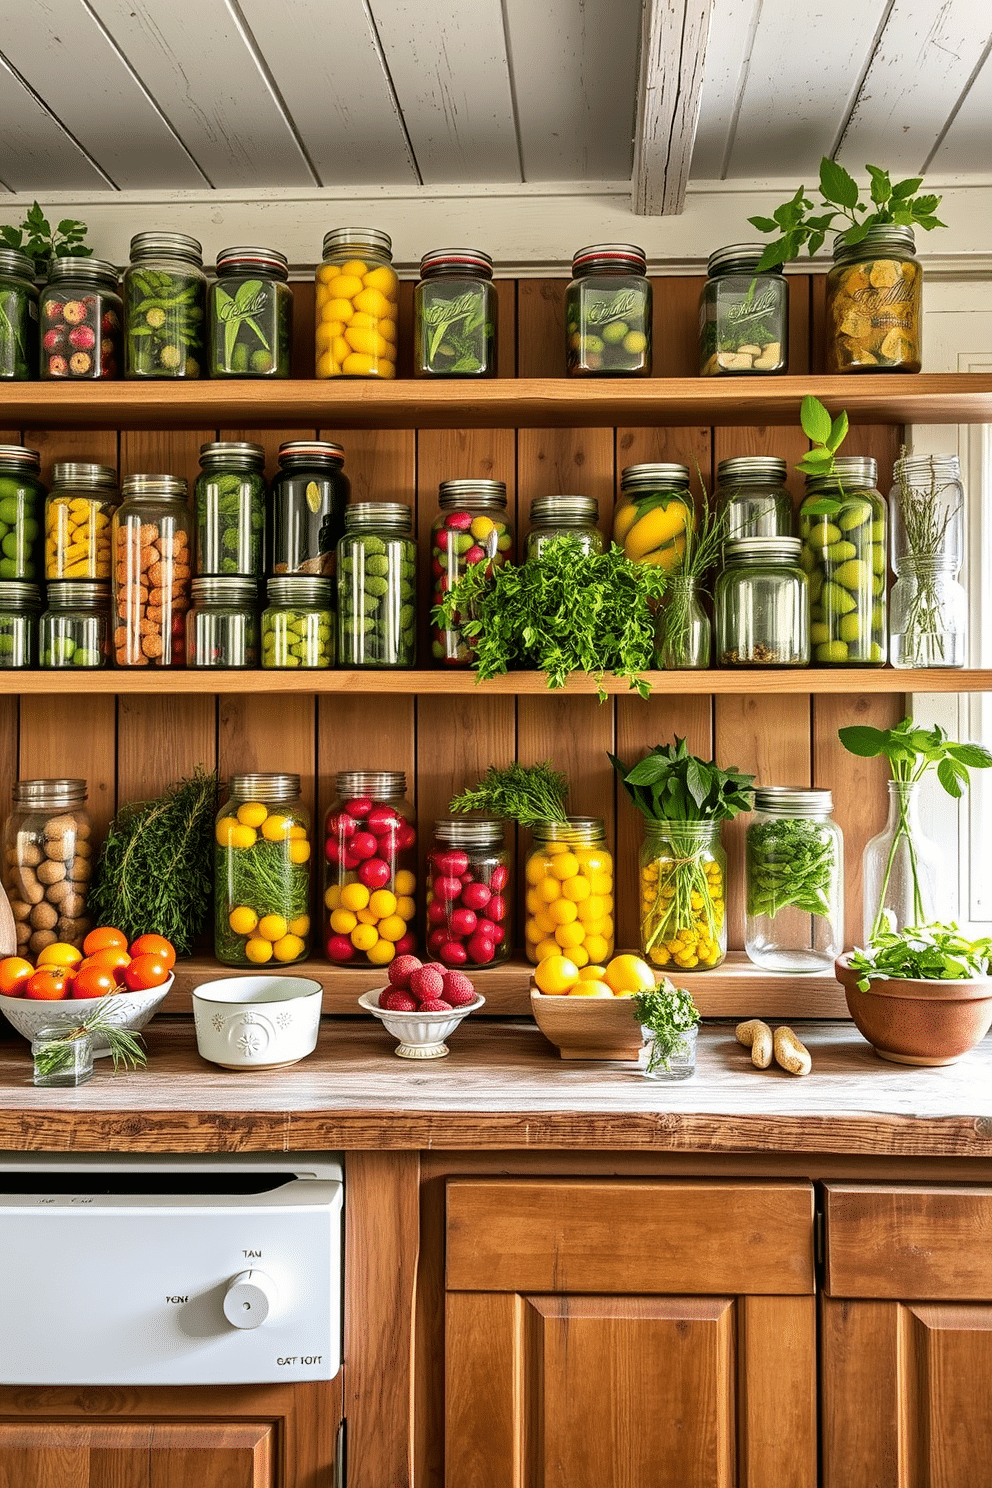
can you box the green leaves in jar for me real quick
[211,278,291,377]
[416,286,494,376]
[746,816,836,919]
[125,268,205,378]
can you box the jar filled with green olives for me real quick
[124,232,206,378]
[0,445,45,581]
[195,441,267,577]
[209,246,292,377]
[338,503,417,667]
[0,249,38,380]
[566,244,651,376]
[261,576,335,669]
[800,456,886,666]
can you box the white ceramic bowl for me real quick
[358,988,485,1059]
[0,975,174,1058]
[192,975,323,1070]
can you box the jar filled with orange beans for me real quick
[524,817,614,968]
[314,229,398,379]
[112,474,191,666]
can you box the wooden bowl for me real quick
[530,987,645,1061]
[835,954,992,1066]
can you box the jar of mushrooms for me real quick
[3,779,93,955]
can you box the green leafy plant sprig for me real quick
[631,980,700,1075]
[449,762,569,828]
[795,394,849,483]
[33,998,148,1081]
[847,924,992,992]
[0,202,92,276]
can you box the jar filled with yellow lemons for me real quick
[524,817,614,968]
[613,464,694,570]
[215,773,312,967]
[314,228,398,379]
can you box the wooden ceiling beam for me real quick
[632,0,713,216]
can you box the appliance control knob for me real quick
[223,1270,278,1329]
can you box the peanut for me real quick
[736,1018,773,1069]
[774,1025,812,1076]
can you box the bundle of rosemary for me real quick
[33,999,147,1083]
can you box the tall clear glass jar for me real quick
[526,496,603,560]
[187,577,258,668]
[640,819,726,972]
[889,452,966,667]
[270,441,349,578]
[0,582,40,667]
[195,441,266,577]
[260,576,334,668]
[0,445,45,580]
[566,243,651,376]
[315,228,397,379]
[614,463,695,569]
[524,818,614,968]
[0,248,38,380]
[112,474,191,667]
[324,770,418,967]
[338,503,416,667]
[40,258,122,379]
[430,479,511,665]
[745,787,843,973]
[415,248,496,377]
[41,581,110,668]
[215,773,312,967]
[699,244,788,375]
[862,779,948,941]
[209,246,292,377]
[715,537,809,666]
[426,818,510,968]
[826,226,921,373]
[2,777,93,956]
[655,575,710,668]
[124,231,206,378]
[715,456,793,540]
[45,462,118,581]
[800,457,886,666]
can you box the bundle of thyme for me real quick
[892,449,964,664]
[631,980,700,1075]
[449,762,569,828]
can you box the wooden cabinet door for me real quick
[445,1179,816,1488]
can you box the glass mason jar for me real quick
[524,818,614,968]
[270,440,349,578]
[209,245,292,377]
[338,503,416,667]
[745,787,843,973]
[715,537,810,666]
[889,452,966,667]
[699,244,788,376]
[655,575,710,668]
[640,819,726,972]
[715,456,793,540]
[0,248,38,380]
[800,457,886,666]
[40,258,122,379]
[195,441,266,577]
[32,1027,94,1088]
[0,444,45,580]
[414,247,496,377]
[526,496,603,560]
[124,231,207,378]
[2,777,93,956]
[40,581,110,668]
[566,243,651,376]
[614,464,694,570]
[862,779,948,942]
[426,818,510,968]
[826,226,922,373]
[187,577,259,668]
[315,228,398,379]
[430,479,512,665]
[45,462,118,581]
[215,772,312,968]
[0,582,40,667]
[641,1023,697,1082]
[323,770,418,967]
[112,474,191,667]
[261,576,334,669]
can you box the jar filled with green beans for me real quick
[124,232,206,378]
[745,787,843,973]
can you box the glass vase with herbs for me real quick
[745,787,843,973]
[653,478,728,669]
[414,248,496,377]
[889,451,966,667]
[631,980,700,1079]
[32,1001,148,1088]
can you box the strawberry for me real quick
[387,954,423,991]
[418,998,453,1012]
[378,990,418,1012]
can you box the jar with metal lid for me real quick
[524,818,614,968]
[566,244,651,376]
[614,464,694,569]
[745,787,843,973]
[315,228,397,379]
[800,456,886,665]
[715,537,809,666]
[715,456,793,540]
[699,244,788,376]
[526,496,603,560]
[261,576,334,668]
[39,258,122,379]
[44,462,118,581]
[640,819,726,972]
[3,778,93,956]
[112,474,191,667]
[209,245,292,377]
[187,577,259,668]
[0,582,40,667]
[0,445,45,580]
[215,772,312,968]
[0,248,38,379]
[826,226,921,372]
[427,819,510,968]
[324,770,418,966]
[195,441,266,577]
[338,504,416,667]
[270,441,349,577]
[124,231,206,378]
[40,581,110,668]
[889,452,966,667]
[414,248,496,377]
[430,479,512,665]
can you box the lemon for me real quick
[351,923,379,951]
[289,840,311,865]
[576,895,606,923]
[258,914,289,943]
[272,934,305,963]
[547,898,578,927]
[554,922,586,950]
[568,980,613,998]
[396,896,416,921]
[534,937,562,962]
[366,938,395,966]
[583,934,611,964]
[261,813,293,841]
[562,875,591,903]
[245,937,273,964]
[228,906,258,936]
[289,915,310,937]
[603,954,654,995]
[537,876,561,903]
[578,964,607,981]
[525,854,551,886]
[324,884,342,910]
[237,801,268,828]
[229,825,257,850]
[340,882,370,913]
[369,889,398,920]
[550,852,579,881]
[394,869,417,896]
[534,954,579,996]
[377,915,407,943]
[215,816,239,846]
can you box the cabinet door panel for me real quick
[0,1423,275,1488]
[825,1183,992,1298]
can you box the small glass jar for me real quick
[699,244,788,376]
[45,462,118,581]
[889,453,966,668]
[2,777,93,956]
[0,248,38,380]
[614,464,694,569]
[215,772,312,968]
[715,456,793,540]
[209,245,292,377]
[324,770,418,966]
[414,248,496,377]
[524,818,614,968]
[32,1027,94,1088]
[430,479,512,665]
[526,496,603,560]
[195,441,266,578]
[39,258,122,379]
[426,818,510,968]
[40,581,110,668]
[640,819,726,972]
[800,457,886,666]
[566,243,651,376]
[187,577,259,668]
[112,474,191,667]
[338,503,416,667]
[745,787,843,973]
[826,226,921,373]
[0,445,45,580]
[715,537,810,667]
[124,231,207,378]
[641,1022,698,1081]
[0,582,40,667]
[315,228,397,379]
[270,441,349,578]
[261,576,334,669]
[655,575,710,668]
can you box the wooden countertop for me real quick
[0,1019,990,1158]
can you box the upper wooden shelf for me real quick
[2,374,990,431]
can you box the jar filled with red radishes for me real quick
[426,818,510,968]
[430,479,512,665]
[323,770,418,968]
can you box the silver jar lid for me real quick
[804,456,878,494]
[531,815,604,846]
[833,225,915,262]
[438,479,507,510]
[265,575,334,607]
[120,474,188,500]
[754,786,833,816]
[336,770,407,799]
[434,817,504,847]
[571,243,646,274]
[529,495,599,526]
[0,249,35,280]
[893,453,961,483]
[44,581,110,609]
[621,463,691,490]
[344,502,412,533]
[51,462,118,489]
[277,440,344,466]
[215,246,289,278]
[46,258,119,288]
[191,577,258,605]
[723,536,801,564]
[322,228,392,260]
[0,582,42,608]
[199,441,266,468]
[0,445,41,472]
[707,243,779,276]
[13,777,87,807]
[227,772,300,803]
[717,456,788,485]
[129,231,203,265]
[420,247,493,278]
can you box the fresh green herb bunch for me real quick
[746,816,836,920]
[848,923,992,992]
[0,203,91,276]
[449,762,569,828]
[795,394,849,485]
[631,980,700,1075]
[33,998,148,1079]
[892,448,964,664]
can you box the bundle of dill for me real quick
[449,762,569,828]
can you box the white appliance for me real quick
[0,1153,342,1386]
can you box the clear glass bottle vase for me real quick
[655,576,710,668]
[861,780,948,941]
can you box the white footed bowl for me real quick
[0,976,173,1058]
[358,988,484,1059]
[192,976,323,1070]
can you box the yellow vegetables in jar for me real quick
[613,492,694,571]
[314,257,398,379]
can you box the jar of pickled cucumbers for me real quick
[800,456,886,665]
[566,244,651,376]
[195,441,266,577]
[614,464,694,569]
[525,496,603,560]
[45,462,118,581]
[0,582,40,667]
[426,819,510,967]
[430,479,512,665]
[187,577,259,668]
[261,576,334,669]
[124,232,206,378]
[315,229,398,379]
[0,248,38,380]
[0,445,45,581]
[40,259,122,379]
[270,441,349,578]
[640,819,726,972]
[414,248,496,377]
[40,581,110,668]
[214,773,312,967]
[338,503,416,667]
[209,246,292,377]
[524,817,614,968]
[324,770,418,966]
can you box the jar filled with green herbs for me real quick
[745,786,843,973]
[209,246,292,377]
[414,248,496,377]
[215,773,312,967]
[525,496,603,559]
[0,248,38,380]
[124,232,206,378]
[195,441,266,577]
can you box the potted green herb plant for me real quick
[631,979,701,1080]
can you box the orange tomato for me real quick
[0,956,35,997]
[71,965,118,1000]
[123,954,170,991]
[36,942,84,970]
[24,967,72,1001]
[128,934,176,971]
[82,926,129,957]
[85,947,132,984]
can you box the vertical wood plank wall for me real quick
[1,275,902,951]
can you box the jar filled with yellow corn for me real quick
[315,228,398,380]
[639,819,726,971]
[613,464,695,572]
[524,817,614,968]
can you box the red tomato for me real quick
[0,956,34,997]
[85,947,132,984]
[82,926,128,957]
[124,954,170,991]
[71,965,118,1000]
[25,967,72,1001]
[128,934,176,971]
